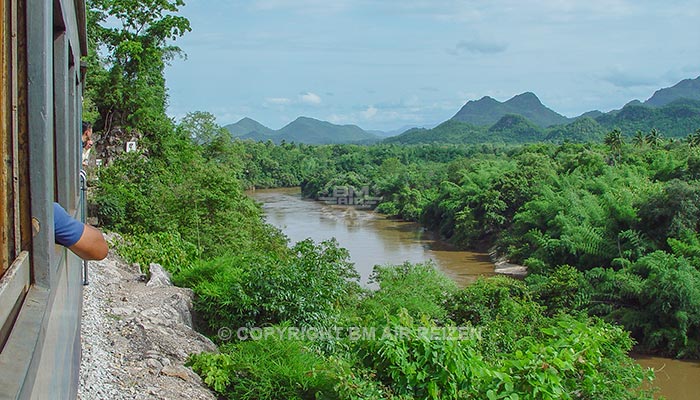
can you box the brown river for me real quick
[249,187,700,400]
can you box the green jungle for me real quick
[85,1,700,399]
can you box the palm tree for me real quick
[688,128,700,148]
[632,130,645,148]
[604,128,624,162]
[646,128,662,148]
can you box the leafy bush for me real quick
[359,262,457,324]
[354,309,653,400]
[179,239,360,335]
[526,265,591,315]
[496,315,654,400]
[356,309,489,400]
[113,231,199,274]
[588,251,700,357]
[188,336,341,400]
[447,276,544,356]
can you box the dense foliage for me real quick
[214,133,700,358]
[186,264,654,400]
[84,1,684,398]
[386,100,700,145]
[93,113,668,399]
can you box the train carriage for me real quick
[0,0,88,398]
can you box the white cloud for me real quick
[299,92,322,105]
[361,106,378,119]
[327,113,350,124]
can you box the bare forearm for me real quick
[69,225,108,260]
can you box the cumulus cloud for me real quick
[299,92,322,105]
[361,106,378,119]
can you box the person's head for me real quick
[82,121,93,149]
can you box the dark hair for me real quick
[82,121,92,133]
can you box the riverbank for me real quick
[253,187,700,399]
[250,187,495,286]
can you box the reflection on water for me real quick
[249,187,494,286]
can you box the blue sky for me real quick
[165,0,700,131]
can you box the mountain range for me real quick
[225,117,378,145]
[451,92,570,128]
[225,76,700,145]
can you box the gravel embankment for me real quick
[78,241,217,400]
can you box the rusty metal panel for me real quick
[17,0,31,257]
[1,0,8,275]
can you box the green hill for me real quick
[385,115,550,145]
[277,117,378,144]
[645,76,700,107]
[545,117,606,142]
[225,116,379,144]
[224,117,275,137]
[488,114,544,141]
[383,120,486,144]
[451,92,570,128]
[595,99,700,138]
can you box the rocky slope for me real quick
[78,236,217,400]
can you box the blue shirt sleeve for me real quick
[54,202,85,247]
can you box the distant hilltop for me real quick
[645,76,700,107]
[224,116,378,145]
[451,92,570,128]
[226,76,700,145]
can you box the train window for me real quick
[1,0,88,395]
[53,13,79,215]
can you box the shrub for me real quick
[446,276,544,355]
[179,239,360,335]
[359,261,457,324]
[114,231,200,274]
[188,336,341,400]
[355,309,489,400]
[526,265,591,315]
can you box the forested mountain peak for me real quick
[222,116,378,144]
[505,91,543,108]
[645,76,700,107]
[451,91,570,128]
[224,117,274,137]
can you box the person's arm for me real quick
[54,202,108,260]
[68,224,108,260]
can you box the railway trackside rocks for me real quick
[78,239,217,400]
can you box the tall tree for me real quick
[688,128,700,148]
[85,0,191,140]
[632,130,646,148]
[646,128,663,148]
[604,128,624,163]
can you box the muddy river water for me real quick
[249,187,699,399]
